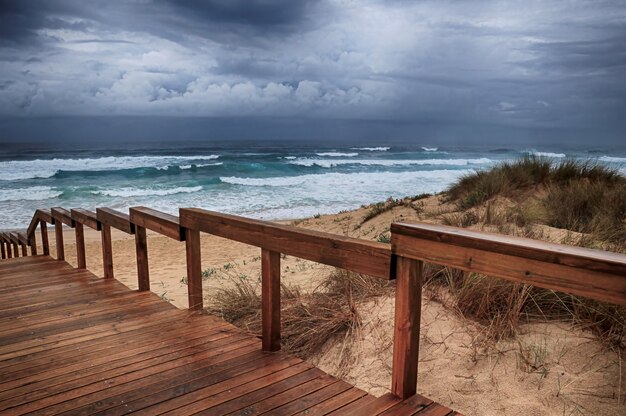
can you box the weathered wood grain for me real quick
[185,228,202,310]
[179,208,392,279]
[391,256,423,399]
[40,220,50,256]
[75,222,87,269]
[262,248,281,352]
[101,224,114,279]
[96,208,135,234]
[392,226,626,306]
[135,225,150,291]
[130,207,185,241]
[51,207,75,228]
[71,208,101,231]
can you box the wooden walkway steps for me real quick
[0,256,457,416]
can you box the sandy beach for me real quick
[31,197,625,416]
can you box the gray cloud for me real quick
[0,0,625,143]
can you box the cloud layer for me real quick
[0,0,625,141]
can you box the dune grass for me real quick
[206,268,392,368]
[437,158,626,347]
[447,156,626,246]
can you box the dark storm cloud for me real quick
[164,0,316,28]
[0,0,625,143]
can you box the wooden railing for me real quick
[2,206,625,401]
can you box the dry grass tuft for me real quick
[206,268,392,367]
[424,268,626,349]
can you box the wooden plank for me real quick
[16,232,29,246]
[75,222,86,269]
[135,225,150,291]
[10,340,261,415]
[213,373,339,416]
[379,394,433,416]
[297,387,369,416]
[130,358,311,415]
[29,233,37,256]
[391,257,423,399]
[326,394,377,415]
[179,208,392,279]
[392,232,626,306]
[130,206,185,241]
[54,219,65,260]
[26,209,54,236]
[51,207,75,227]
[101,223,114,278]
[62,349,280,415]
[392,222,626,275]
[268,379,353,415]
[71,208,101,230]
[0,325,244,405]
[185,228,203,310]
[413,403,454,415]
[40,220,50,255]
[96,207,135,234]
[262,248,281,352]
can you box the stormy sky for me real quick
[0,0,625,145]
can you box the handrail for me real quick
[391,222,626,305]
[4,206,626,403]
[96,208,135,234]
[130,207,185,241]
[179,208,392,279]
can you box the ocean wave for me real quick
[220,169,471,189]
[315,152,359,157]
[0,155,220,181]
[350,147,390,151]
[599,156,626,163]
[421,147,438,152]
[180,162,223,169]
[289,158,492,168]
[91,186,203,197]
[527,151,566,158]
[220,176,307,187]
[0,186,62,202]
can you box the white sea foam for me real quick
[350,147,390,151]
[421,147,438,152]
[599,156,626,163]
[220,169,470,189]
[527,151,566,158]
[315,152,359,157]
[0,155,220,181]
[281,156,297,160]
[92,186,202,197]
[289,158,492,168]
[0,186,62,202]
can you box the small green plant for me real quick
[313,213,321,219]
[223,262,233,270]
[376,233,391,243]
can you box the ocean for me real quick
[1,140,625,229]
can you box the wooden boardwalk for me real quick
[0,256,456,416]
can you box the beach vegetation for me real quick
[206,268,392,371]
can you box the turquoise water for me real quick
[0,141,624,229]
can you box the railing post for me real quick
[54,219,65,260]
[261,248,281,352]
[20,242,27,257]
[135,225,150,291]
[185,228,203,310]
[40,221,50,256]
[29,234,38,255]
[101,224,114,279]
[12,240,19,257]
[5,239,12,259]
[75,222,86,269]
[391,256,423,399]
[1,240,5,259]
